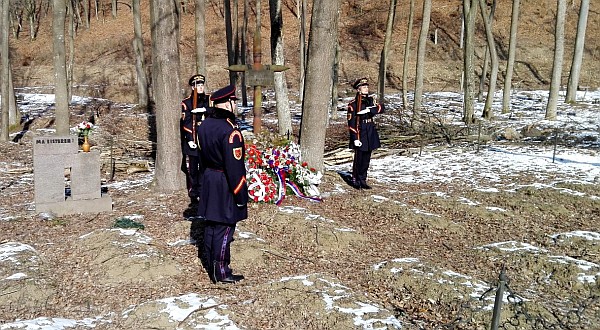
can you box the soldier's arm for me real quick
[223,130,249,206]
[347,104,359,142]
[181,103,196,143]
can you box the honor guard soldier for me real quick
[181,74,211,205]
[347,77,384,189]
[197,84,248,284]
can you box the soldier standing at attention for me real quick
[347,77,384,189]
[181,74,211,205]
[196,84,248,284]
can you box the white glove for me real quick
[354,140,362,147]
[357,109,370,115]
[191,107,206,113]
[188,141,197,149]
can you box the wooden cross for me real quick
[227,0,288,134]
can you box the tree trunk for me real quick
[479,0,498,119]
[194,0,206,77]
[83,0,91,29]
[502,0,520,114]
[150,0,185,192]
[565,0,589,103]
[377,0,397,102]
[240,0,248,106]
[401,0,414,111]
[298,0,306,103]
[232,0,239,72]
[251,0,262,133]
[8,64,19,126]
[330,41,340,121]
[53,0,70,135]
[412,0,431,123]
[67,0,74,101]
[269,0,292,136]
[545,0,566,120]
[299,0,341,173]
[462,0,477,124]
[1,0,10,141]
[224,0,236,85]
[477,0,496,102]
[133,0,148,107]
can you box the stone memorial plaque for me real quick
[33,135,112,215]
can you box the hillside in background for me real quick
[8,0,600,104]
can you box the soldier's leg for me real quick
[351,150,362,189]
[359,150,371,189]
[188,155,200,201]
[183,155,194,199]
[358,150,372,184]
[213,224,236,281]
[203,221,216,283]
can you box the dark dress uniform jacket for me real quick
[197,108,248,224]
[347,94,384,151]
[181,93,210,156]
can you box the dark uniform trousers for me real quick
[203,220,236,282]
[352,149,372,184]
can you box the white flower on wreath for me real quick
[296,166,323,197]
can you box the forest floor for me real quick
[1,88,599,329]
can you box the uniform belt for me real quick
[362,118,373,123]
[207,167,224,172]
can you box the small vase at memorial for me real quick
[82,135,91,152]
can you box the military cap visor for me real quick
[353,78,369,89]
[210,84,238,104]
[189,74,206,86]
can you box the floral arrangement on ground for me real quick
[245,142,322,204]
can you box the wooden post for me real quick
[253,0,263,133]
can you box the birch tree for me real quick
[502,0,520,113]
[150,0,185,191]
[269,0,292,136]
[545,0,566,120]
[133,0,148,107]
[8,64,19,126]
[462,0,478,124]
[377,0,397,101]
[298,0,307,103]
[401,0,415,110]
[565,0,589,103]
[412,0,431,122]
[1,0,9,141]
[477,0,496,102]
[479,0,498,119]
[299,0,341,172]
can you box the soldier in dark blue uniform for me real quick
[197,84,248,284]
[347,77,384,189]
[181,74,211,205]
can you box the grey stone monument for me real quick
[33,136,112,215]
